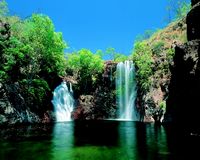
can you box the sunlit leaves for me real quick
[105,47,128,62]
[132,41,153,91]
[0,13,68,107]
[66,49,104,76]
[66,49,104,93]
[166,0,191,22]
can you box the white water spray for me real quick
[52,81,74,122]
[116,61,138,120]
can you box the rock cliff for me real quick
[164,0,200,132]
[135,18,187,123]
[72,61,117,120]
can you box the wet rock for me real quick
[0,83,42,125]
[42,110,55,123]
[72,95,95,120]
[152,108,164,123]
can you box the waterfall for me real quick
[116,61,138,120]
[52,81,74,122]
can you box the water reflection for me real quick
[145,123,169,159]
[73,120,119,146]
[118,122,169,160]
[0,121,200,160]
[118,122,137,159]
[0,124,54,160]
[135,122,147,159]
[52,122,74,159]
[164,125,200,159]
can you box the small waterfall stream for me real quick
[116,61,138,120]
[52,81,74,122]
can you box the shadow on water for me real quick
[0,124,54,160]
[164,124,200,160]
[135,122,147,159]
[73,120,119,147]
[0,121,200,160]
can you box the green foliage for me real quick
[66,49,104,75]
[166,0,191,22]
[21,14,67,76]
[105,47,115,60]
[175,1,191,19]
[166,48,175,61]
[0,13,67,109]
[1,14,67,79]
[20,79,50,105]
[132,41,153,91]
[152,41,165,55]
[0,0,8,17]
[159,100,166,111]
[104,47,128,62]
[66,49,104,93]
[113,53,128,62]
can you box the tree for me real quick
[132,41,153,91]
[105,47,116,60]
[104,47,128,62]
[66,49,104,93]
[1,13,67,110]
[22,14,67,76]
[166,0,190,22]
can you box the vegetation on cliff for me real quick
[66,49,104,94]
[131,0,190,122]
[0,1,68,122]
[0,0,193,123]
[0,0,125,122]
[165,0,200,132]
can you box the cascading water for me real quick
[116,60,138,120]
[52,81,74,122]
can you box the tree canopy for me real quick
[0,12,67,110]
[66,49,104,93]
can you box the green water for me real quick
[0,121,199,160]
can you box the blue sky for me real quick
[6,0,169,56]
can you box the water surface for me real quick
[0,121,199,160]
